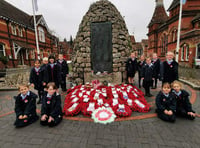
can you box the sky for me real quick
[5,0,173,42]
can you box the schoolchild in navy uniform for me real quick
[40,82,63,127]
[137,55,146,88]
[40,57,48,74]
[171,81,195,120]
[14,84,39,127]
[141,57,155,97]
[160,51,178,84]
[30,60,47,104]
[46,55,62,89]
[56,54,69,92]
[151,53,161,89]
[156,83,176,122]
[125,52,138,85]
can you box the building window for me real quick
[31,50,35,59]
[161,34,168,54]
[26,50,29,60]
[11,24,17,35]
[38,27,45,42]
[185,46,189,61]
[18,27,23,37]
[181,46,185,61]
[197,43,200,59]
[0,43,6,57]
[172,29,177,42]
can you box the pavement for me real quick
[0,75,200,148]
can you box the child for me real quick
[46,55,62,89]
[141,57,154,97]
[40,82,63,127]
[14,84,39,127]
[56,54,69,91]
[160,51,178,84]
[125,52,137,85]
[137,55,146,88]
[30,60,47,104]
[151,53,160,89]
[156,83,176,122]
[171,81,195,120]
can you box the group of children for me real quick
[14,54,68,128]
[126,51,178,97]
[14,51,195,127]
[156,81,196,122]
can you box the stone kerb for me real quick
[72,0,132,84]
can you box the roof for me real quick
[0,0,43,29]
[148,3,168,27]
[192,13,200,23]
[168,0,179,11]
[130,35,136,44]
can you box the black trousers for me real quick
[143,80,152,95]
[40,115,62,127]
[14,114,39,128]
[176,108,195,120]
[61,74,67,91]
[156,110,176,122]
[152,77,158,88]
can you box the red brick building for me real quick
[0,0,59,69]
[148,0,200,67]
[58,39,73,61]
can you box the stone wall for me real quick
[179,66,200,80]
[5,67,30,87]
[72,0,132,84]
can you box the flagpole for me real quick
[32,0,40,60]
[175,0,183,62]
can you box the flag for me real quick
[33,0,38,11]
[182,0,186,5]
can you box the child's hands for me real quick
[141,77,144,80]
[188,112,196,117]
[48,116,54,123]
[23,115,28,119]
[18,115,23,119]
[43,82,46,86]
[41,114,48,121]
[30,83,34,87]
[168,110,173,115]
[164,109,168,115]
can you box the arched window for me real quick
[38,27,45,42]
[11,24,17,35]
[172,29,177,42]
[197,43,200,59]
[0,43,6,57]
[161,34,168,54]
[181,43,189,61]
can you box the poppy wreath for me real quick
[82,101,100,117]
[112,104,132,117]
[63,102,82,116]
[131,98,151,113]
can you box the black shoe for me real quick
[147,94,153,97]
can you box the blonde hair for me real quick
[18,83,29,90]
[42,57,48,61]
[166,51,174,57]
[171,80,183,89]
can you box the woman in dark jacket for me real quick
[125,52,137,85]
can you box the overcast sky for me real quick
[5,0,173,42]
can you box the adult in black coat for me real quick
[151,53,161,89]
[160,51,178,84]
[125,52,138,84]
[14,85,39,127]
[141,57,155,97]
[30,60,47,104]
[40,83,63,127]
[46,55,62,89]
[56,54,69,91]
[137,55,146,88]
[171,81,195,120]
[156,83,176,122]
